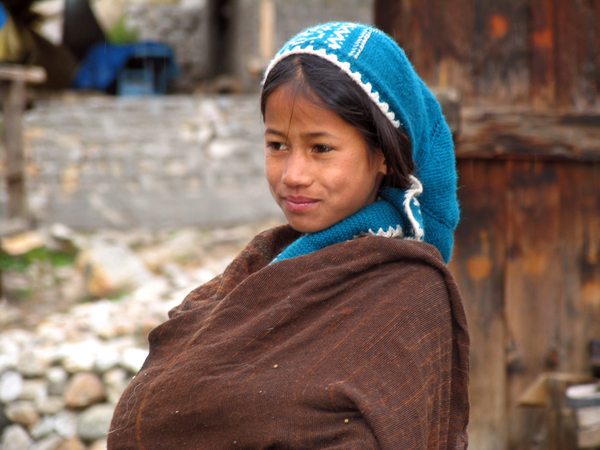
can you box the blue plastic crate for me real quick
[117,68,155,96]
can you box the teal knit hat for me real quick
[263,22,459,263]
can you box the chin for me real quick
[286,218,329,234]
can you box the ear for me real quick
[376,151,388,176]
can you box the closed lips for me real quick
[284,196,319,211]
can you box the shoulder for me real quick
[169,225,300,318]
[281,236,464,332]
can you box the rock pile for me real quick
[0,219,282,449]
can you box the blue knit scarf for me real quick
[272,176,424,264]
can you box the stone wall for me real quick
[0,94,282,230]
[116,0,374,90]
[230,0,374,91]
[124,0,213,89]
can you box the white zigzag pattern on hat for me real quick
[403,175,424,241]
[263,46,402,128]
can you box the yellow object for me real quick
[0,13,34,62]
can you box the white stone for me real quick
[197,99,223,121]
[5,401,40,427]
[18,378,48,402]
[30,415,57,440]
[76,404,115,442]
[120,348,148,374]
[29,433,63,450]
[1,330,34,350]
[0,370,23,404]
[86,301,117,337]
[103,368,131,405]
[54,410,78,438]
[36,396,66,415]
[94,345,121,373]
[193,267,219,285]
[1,424,34,450]
[36,323,67,345]
[76,240,154,299]
[49,222,75,241]
[207,140,240,159]
[0,337,20,357]
[128,277,170,304]
[46,366,69,396]
[0,354,18,374]
[57,341,98,373]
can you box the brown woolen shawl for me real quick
[108,225,469,450]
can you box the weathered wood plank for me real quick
[470,0,529,102]
[381,0,413,49]
[450,160,508,450]
[456,108,600,161]
[554,0,594,108]
[374,0,402,40]
[0,64,46,83]
[557,163,600,376]
[409,0,442,84]
[547,376,578,450]
[578,163,600,368]
[375,0,600,107]
[505,160,562,450]
[437,0,475,96]
[595,1,600,97]
[529,0,556,108]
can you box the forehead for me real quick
[264,86,346,132]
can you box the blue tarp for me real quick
[71,41,179,91]
[0,4,8,29]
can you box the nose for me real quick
[282,150,312,187]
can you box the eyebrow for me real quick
[264,128,335,139]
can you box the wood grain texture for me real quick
[451,160,507,450]
[530,0,556,108]
[410,0,443,84]
[437,0,475,95]
[557,163,600,375]
[372,2,600,448]
[477,0,529,101]
[555,0,588,108]
[505,160,562,450]
[375,0,600,107]
[456,108,600,161]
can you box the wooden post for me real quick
[0,64,46,300]
[0,64,46,226]
[2,78,28,223]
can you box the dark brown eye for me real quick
[313,145,333,153]
[267,142,288,151]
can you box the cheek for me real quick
[264,157,281,188]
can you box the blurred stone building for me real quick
[119,0,374,91]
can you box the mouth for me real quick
[283,195,320,212]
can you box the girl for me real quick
[108,22,469,450]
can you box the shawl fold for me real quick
[108,225,469,450]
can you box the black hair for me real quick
[260,54,414,189]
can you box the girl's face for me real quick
[264,86,387,234]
